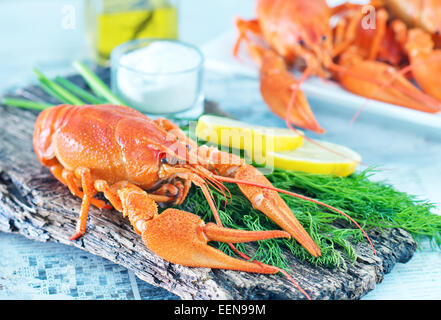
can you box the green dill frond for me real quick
[177,167,441,270]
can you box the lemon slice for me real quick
[265,139,362,177]
[196,115,304,153]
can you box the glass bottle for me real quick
[85,0,179,65]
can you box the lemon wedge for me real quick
[196,115,304,153]
[264,139,362,177]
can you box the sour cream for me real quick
[111,39,203,115]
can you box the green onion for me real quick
[55,76,106,104]
[38,81,72,104]
[2,97,52,110]
[73,61,126,105]
[33,68,85,105]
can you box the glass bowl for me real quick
[110,38,204,119]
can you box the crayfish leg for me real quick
[70,167,97,240]
[49,164,111,210]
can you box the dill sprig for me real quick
[178,168,440,270]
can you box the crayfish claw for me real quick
[231,165,322,257]
[141,208,285,274]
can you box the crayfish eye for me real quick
[321,35,327,41]
[161,155,179,165]
[298,39,305,46]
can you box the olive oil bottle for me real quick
[85,0,178,65]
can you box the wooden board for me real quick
[0,67,418,300]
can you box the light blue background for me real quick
[0,0,256,93]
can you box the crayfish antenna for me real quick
[284,66,364,165]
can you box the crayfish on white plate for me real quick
[233,0,441,134]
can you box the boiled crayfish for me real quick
[233,0,441,133]
[33,104,375,299]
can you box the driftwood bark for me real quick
[0,68,418,300]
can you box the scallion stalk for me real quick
[55,76,106,104]
[2,97,52,110]
[73,61,125,105]
[38,81,72,104]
